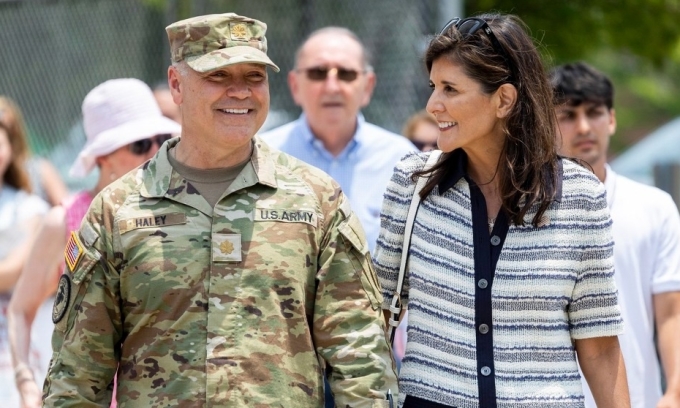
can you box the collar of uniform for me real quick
[251,137,278,188]
[438,149,564,203]
[298,113,364,158]
[139,137,177,198]
[138,137,278,198]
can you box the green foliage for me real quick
[466,0,680,66]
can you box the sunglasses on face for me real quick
[439,17,515,81]
[128,134,173,156]
[297,66,363,82]
[411,140,438,152]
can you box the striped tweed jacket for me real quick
[374,150,623,408]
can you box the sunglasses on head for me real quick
[439,17,514,81]
[128,134,173,156]
[297,66,363,82]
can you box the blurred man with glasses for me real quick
[260,27,416,253]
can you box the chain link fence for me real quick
[0,0,444,191]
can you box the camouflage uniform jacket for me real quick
[43,138,397,407]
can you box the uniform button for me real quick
[478,279,488,289]
[481,366,492,376]
[479,324,489,334]
[490,235,501,246]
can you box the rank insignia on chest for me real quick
[64,231,84,272]
[220,240,234,255]
[212,233,242,262]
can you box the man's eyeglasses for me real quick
[297,66,363,82]
[128,134,173,156]
[439,17,514,81]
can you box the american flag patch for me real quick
[64,231,84,272]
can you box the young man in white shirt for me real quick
[551,61,680,408]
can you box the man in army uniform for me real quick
[43,13,397,407]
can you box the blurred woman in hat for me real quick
[7,78,180,408]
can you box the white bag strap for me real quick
[388,150,442,344]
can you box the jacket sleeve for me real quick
[43,197,122,407]
[313,193,398,408]
[568,179,623,339]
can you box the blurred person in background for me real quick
[375,14,630,407]
[0,96,69,207]
[8,78,180,408]
[551,61,680,408]
[0,119,50,407]
[402,109,439,152]
[259,26,416,253]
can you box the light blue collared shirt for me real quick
[259,114,417,252]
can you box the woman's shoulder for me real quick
[393,150,431,176]
[559,158,607,207]
[560,158,602,189]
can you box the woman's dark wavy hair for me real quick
[415,13,559,226]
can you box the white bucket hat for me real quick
[69,78,182,178]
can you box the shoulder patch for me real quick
[64,231,84,272]
[52,274,71,324]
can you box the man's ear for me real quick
[168,65,183,106]
[608,108,617,135]
[495,83,518,119]
[359,71,377,108]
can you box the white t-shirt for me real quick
[582,166,680,408]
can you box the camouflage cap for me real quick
[166,13,280,73]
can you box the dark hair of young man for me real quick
[549,61,614,109]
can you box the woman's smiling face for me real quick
[426,57,503,153]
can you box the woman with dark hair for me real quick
[374,13,630,408]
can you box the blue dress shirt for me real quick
[259,114,417,252]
